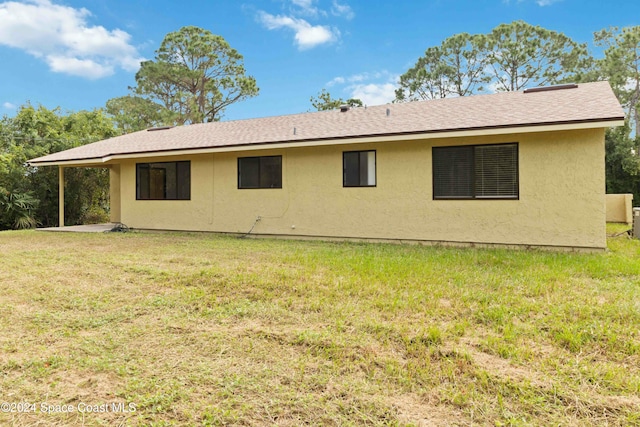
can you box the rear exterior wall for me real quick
[115,128,606,249]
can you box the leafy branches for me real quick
[0,188,38,229]
[595,26,640,135]
[310,89,363,111]
[106,95,169,133]
[592,27,640,201]
[395,21,588,101]
[483,21,588,91]
[396,33,489,101]
[132,26,259,125]
[0,104,117,229]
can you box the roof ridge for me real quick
[144,81,608,130]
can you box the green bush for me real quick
[0,188,39,229]
[81,205,110,224]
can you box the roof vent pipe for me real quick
[523,83,578,93]
[386,108,390,117]
[339,105,349,112]
[147,126,174,132]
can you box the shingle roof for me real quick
[29,81,624,165]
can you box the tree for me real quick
[595,26,640,135]
[396,33,489,101]
[106,95,169,133]
[586,26,640,202]
[310,89,363,111]
[395,21,589,102]
[0,105,117,229]
[604,123,640,202]
[484,21,589,91]
[133,26,259,124]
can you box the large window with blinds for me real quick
[432,143,518,199]
[136,161,190,200]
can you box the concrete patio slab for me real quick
[37,223,119,233]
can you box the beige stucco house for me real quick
[29,82,624,250]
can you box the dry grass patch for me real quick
[0,228,639,426]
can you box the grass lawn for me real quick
[0,226,639,426]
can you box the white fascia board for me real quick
[28,158,109,167]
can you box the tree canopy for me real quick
[0,105,117,229]
[484,21,588,91]
[396,21,588,101]
[592,27,640,203]
[131,26,259,125]
[396,33,489,101]
[310,89,363,111]
[105,95,169,133]
[596,26,640,135]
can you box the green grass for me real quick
[0,226,639,426]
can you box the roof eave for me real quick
[28,157,109,167]
[28,117,625,166]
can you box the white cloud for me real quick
[46,55,114,78]
[326,72,377,87]
[326,76,345,86]
[326,70,399,106]
[331,0,354,19]
[291,0,314,8]
[2,102,16,109]
[349,83,397,106]
[290,0,323,17]
[258,11,338,50]
[0,0,144,79]
[348,73,373,82]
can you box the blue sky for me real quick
[0,0,638,121]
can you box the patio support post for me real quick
[59,166,64,227]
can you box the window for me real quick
[238,156,282,189]
[136,161,190,200]
[343,150,376,187]
[433,143,518,199]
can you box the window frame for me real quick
[136,161,191,201]
[237,155,283,189]
[432,143,519,200]
[342,150,377,188]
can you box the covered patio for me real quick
[32,164,122,230]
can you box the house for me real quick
[29,82,625,250]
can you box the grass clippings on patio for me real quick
[0,225,639,426]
